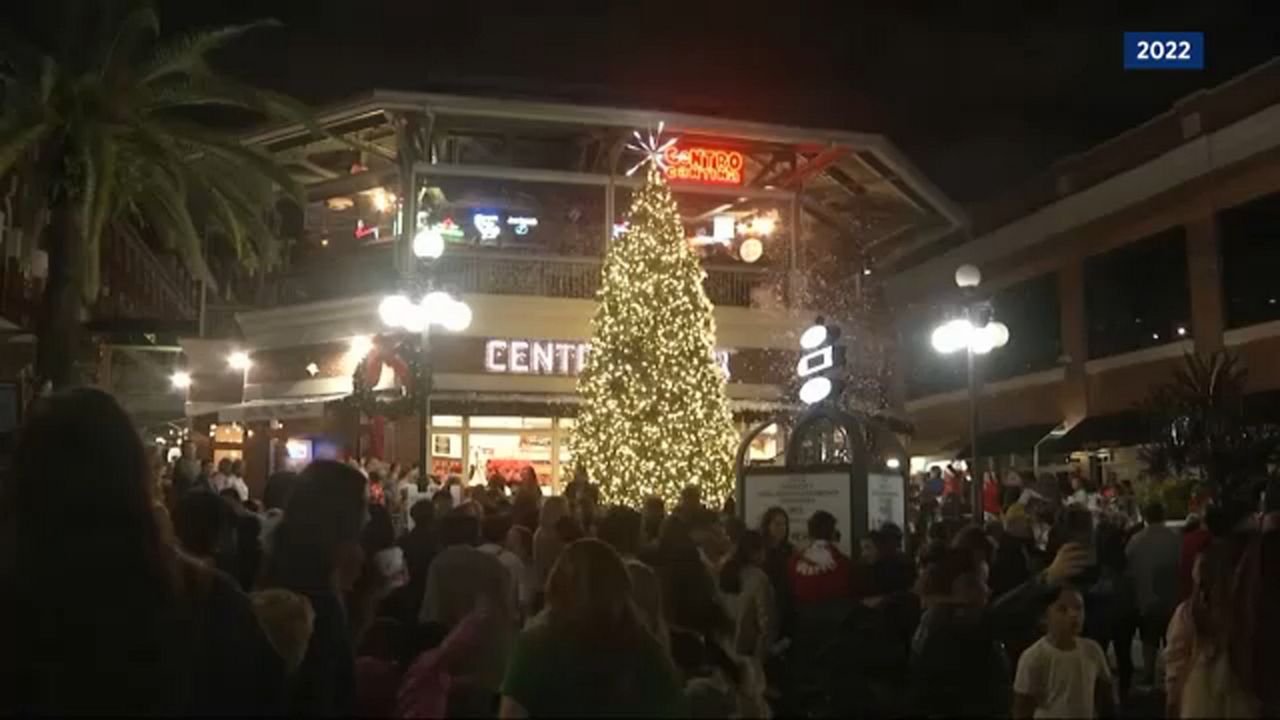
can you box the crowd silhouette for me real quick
[1,388,1277,718]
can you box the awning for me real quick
[209,391,794,422]
[952,422,1059,458]
[216,394,348,423]
[1044,410,1146,454]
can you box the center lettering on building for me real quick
[485,338,731,379]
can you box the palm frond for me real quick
[139,20,280,84]
[100,4,159,83]
[0,118,49,178]
[154,117,305,201]
[136,168,216,289]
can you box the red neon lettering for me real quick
[662,146,744,185]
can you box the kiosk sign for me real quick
[741,471,854,557]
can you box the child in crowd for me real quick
[250,589,316,674]
[1013,584,1116,718]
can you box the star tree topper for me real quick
[625,121,678,177]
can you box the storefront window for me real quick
[748,423,781,461]
[468,431,554,485]
[986,273,1061,381]
[470,415,553,429]
[1085,226,1191,358]
[1220,191,1280,329]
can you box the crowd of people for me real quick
[2,387,1277,717]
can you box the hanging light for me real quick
[170,371,192,390]
[227,351,252,371]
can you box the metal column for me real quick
[967,342,982,521]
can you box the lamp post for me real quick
[930,264,1010,521]
[380,222,471,480]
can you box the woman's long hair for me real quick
[263,460,367,593]
[1224,531,1280,713]
[719,530,765,594]
[545,538,643,648]
[758,506,790,548]
[1,388,180,713]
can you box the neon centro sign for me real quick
[662,146,745,186]
[485,338,731,379]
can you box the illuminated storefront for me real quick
[189,91,960,494]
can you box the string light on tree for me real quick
[571,151,738,508]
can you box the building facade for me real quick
[180,91,962,495]
[887,58,1280,482]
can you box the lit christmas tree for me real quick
[570,160,739,508]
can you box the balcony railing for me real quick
[262,248,777,309]
[96,231,200,324]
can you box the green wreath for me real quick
[347,334,424,419]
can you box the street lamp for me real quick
[930,264,1009,520]
[381,213,474,479]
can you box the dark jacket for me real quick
[909,573,1053,718]
[289,589,355,717]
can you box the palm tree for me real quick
[0,2,312,388]
[1138,350,1280,502]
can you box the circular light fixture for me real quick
[378,294,411,327]
[401,309,428,333]
[227,351,251,371]
[955,264,982,288]
[970,329,997,355]
[931,318,972,354]
[739,237,763,264]
[799,376,833,405]
[987,321,1010,348]
[799,324,828,350]
[170,371,192,390]
[420,291,453,322]
[442,300,473,332]
[886,457,901,470]
[412,225,446,259]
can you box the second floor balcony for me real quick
[255,244,779,309]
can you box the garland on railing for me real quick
[348,334,423,419]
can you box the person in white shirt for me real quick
[225,459,249,502]
[1014,585,1116,718]
[209,458,233,494]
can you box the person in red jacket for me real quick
[982,471,1002,518]
[789,511,854,606]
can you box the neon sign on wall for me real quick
[662,146,745,186]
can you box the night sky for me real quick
[11,1,1280,203]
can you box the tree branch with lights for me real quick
[570,131,739,508]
